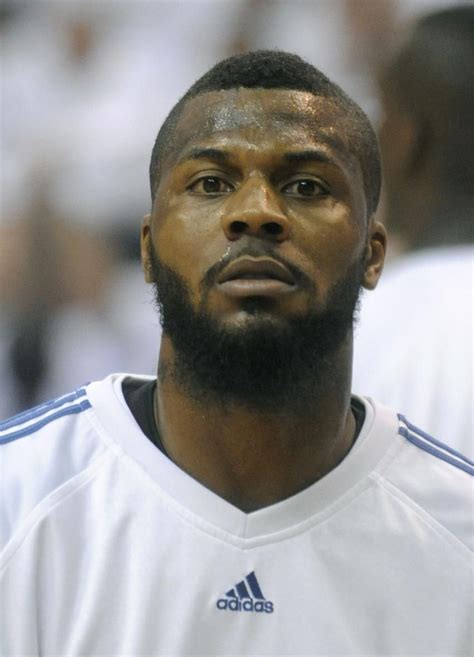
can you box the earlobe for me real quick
[363,220,387,290]
[141,214,153,283]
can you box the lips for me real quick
[217,257,296,285]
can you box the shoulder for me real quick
[374,409,473,554]
[0,380,115,553]
[0,373,154,558]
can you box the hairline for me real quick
[154,90,365,187]
[168,93,358,170]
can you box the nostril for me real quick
[230,220,247,234]
[227,219,286,237]
[264,222,284,235]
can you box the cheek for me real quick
[294,203,364,281]
[153,202,225,297]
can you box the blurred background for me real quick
[1,0,472,454]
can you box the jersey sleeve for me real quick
[0,390,104,554]
[382,417,474,556]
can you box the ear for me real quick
[140,214,153,283]
[362,220,387,290]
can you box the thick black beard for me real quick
[149,244,364,413]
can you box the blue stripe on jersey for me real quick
[0,400,92,445]
[398,424,474,476]
[399,415,474,467]
[0,388,87,431]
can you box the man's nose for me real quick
[220,179,291,242]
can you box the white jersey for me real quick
[353,245,473,459]
[1,373,473,656]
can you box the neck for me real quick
[153,336,356,512]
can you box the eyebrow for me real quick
[179,147,231,165]
[178,146,340,169]
[283,150,334,166]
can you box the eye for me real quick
[188,176,234,195]
[281,178,328,198]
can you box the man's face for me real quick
[142,88,384,408]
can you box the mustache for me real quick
[200,242,315,293]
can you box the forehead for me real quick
[169,88,356,167]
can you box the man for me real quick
[353,5,474,457]
[1,51,472,655]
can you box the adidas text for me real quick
[216,598,274,613]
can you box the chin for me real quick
[210,296,308,327]
[213,310,298,341]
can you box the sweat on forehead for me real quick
[166,89,353,165]
[180,87,343,122]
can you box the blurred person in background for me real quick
[353,4,474,458]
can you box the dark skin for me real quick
[141,88,386,512]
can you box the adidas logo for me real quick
[216,571,274,613]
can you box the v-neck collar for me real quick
[86,374,398,546]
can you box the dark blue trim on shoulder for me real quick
[398,425,474,476]
[0,388,87,431]
[399,415,474,467]
[0,399,92,445]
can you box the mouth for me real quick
[218,257,295,284]
[217,256,296,297]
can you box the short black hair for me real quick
[149,50,381,217]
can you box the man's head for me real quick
[378,6,474,247]
[142,51,386,411]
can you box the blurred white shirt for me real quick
[353,245,473,459]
